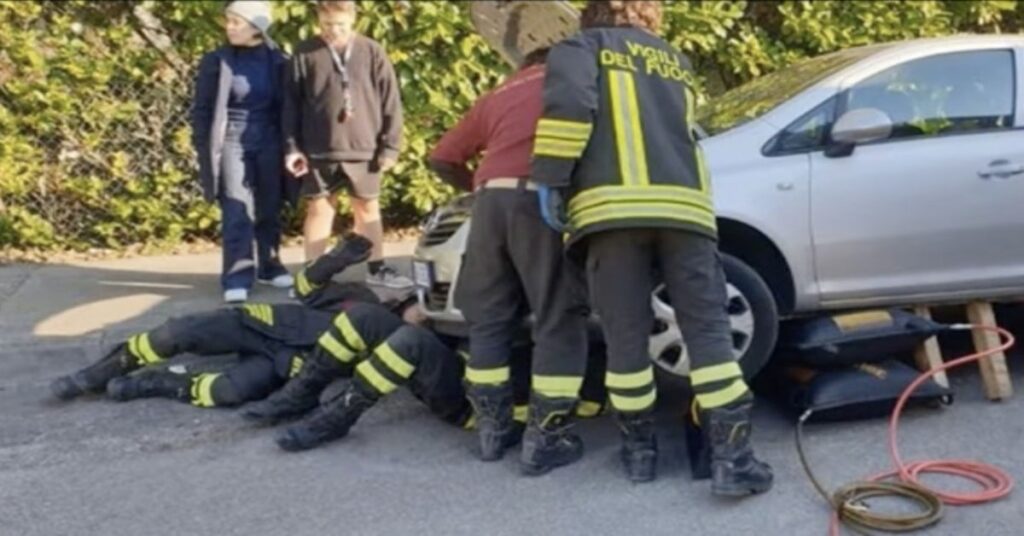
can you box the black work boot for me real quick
[466,384,519,461]
[617,410,658,483]
[106,369,191,402]
[706,403,774,497]
[241,353,346,426]
[304,233,374,282]
[275,381,378,452]
[50,343,141,401]
[520,395,584,476]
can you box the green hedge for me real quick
[1,0,1022,252]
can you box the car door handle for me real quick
[978,160,1024,180]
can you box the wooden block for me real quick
[912,306,949,389]
[965,301,1013,400]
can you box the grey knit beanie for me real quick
[225,1,273,35]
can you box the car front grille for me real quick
[422,213,469,246]
[425,282,451,311]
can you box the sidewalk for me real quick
[0,240,418,358]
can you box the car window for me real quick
[842,49,1015,141]
[697,45,887,136]
[767,97,837,154]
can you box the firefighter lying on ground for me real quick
[49,234,386,408]
[241,301,607,452]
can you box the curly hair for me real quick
[580,0,662,33]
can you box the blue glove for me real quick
[537,185,571,233]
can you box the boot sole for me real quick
[711,480,773,497]
[520,449,584,477]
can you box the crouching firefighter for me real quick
[241,301,607,452]
[532,0,772,494]
[49,234,381,408]
[428,45,591,476]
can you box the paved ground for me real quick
[1,244,1022,536]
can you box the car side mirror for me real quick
[826,108,893,158]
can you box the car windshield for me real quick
[698,45,889,136]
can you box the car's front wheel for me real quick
[648,253,779,380]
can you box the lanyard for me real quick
[326,40,355,121]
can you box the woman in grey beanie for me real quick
[191,1,294,303]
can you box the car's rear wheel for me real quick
[648,253,779,380]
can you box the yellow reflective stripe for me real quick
[536,118,593,138]
[609,389,657,412]
[457,351,471,363]
[356,360,398,394]
[374,343,415,379]
[534,137,588,153]
[695,379,750,410]
[690,362,743,386]
[573,204,717,232]
[462,414,477,430]
[465,366,510,386]
[513,404,529,423]
[608,70,649,186]
[289,355,304,378]
[576,400,603,418]
[568,185,713,215]
[190,373,221,408]
[606,367,654,390]
[623,69,649,186]
[334,314,366,351]
[132,333,163,365]
[295,269,319,297]
[532,375,583,398]
[683,86,711,194]
[243,304,274,326]
[318,332,356,363]
[534,146,583,159]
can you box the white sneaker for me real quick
[258,274,294,289]
[365,265,414,289]
[224,288,249,303]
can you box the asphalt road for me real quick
[2,343,1022,536]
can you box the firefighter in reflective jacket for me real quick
[49,234,382,408]
[240,301,607,452]
[532,1,772,494]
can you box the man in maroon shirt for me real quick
[429,48,590,476]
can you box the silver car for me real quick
[412,35,1024,379]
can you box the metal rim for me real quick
[649,283,756,377]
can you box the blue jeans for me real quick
[219,133,286,290]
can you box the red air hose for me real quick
[795,324,1016,535]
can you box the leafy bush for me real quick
[1,0,1022,252]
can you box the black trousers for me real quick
[585,229,751,414]
[127,309,302,407]
[455,187,589,400]
[314,303,471,425]
[312,303,609,427]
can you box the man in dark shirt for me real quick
[429,48,590,476]
[282,0,411,289]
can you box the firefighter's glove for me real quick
[538,185,571,233]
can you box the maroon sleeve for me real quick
[430,97,488,166]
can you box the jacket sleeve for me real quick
[190,52,219,155]
[531,34,599,188]
[375,47,403,161]
[281,52,304,156]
